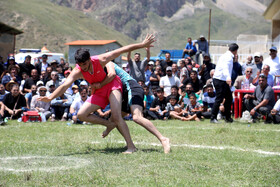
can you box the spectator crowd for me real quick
[0,38,280,126]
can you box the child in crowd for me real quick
[184,93,203,121]
[165,95,189,121]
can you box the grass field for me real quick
[0,119,279,186]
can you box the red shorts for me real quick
[86,76,122,109]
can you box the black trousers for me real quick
[211,78,233,119]
[266,113,280,124]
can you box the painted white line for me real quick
[91,141,280,156]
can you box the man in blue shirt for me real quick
[182,37,197,58]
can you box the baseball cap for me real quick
[36,80,44,87]
[38,86,47,91]
[270,46,277,51]
[42,54,48,59]
[203,53,210,58]
[254,52,261,57]
[200,35,205,38]
[64,70,71,75]
[80,80,88,86]
[148,61,154,65]
[122,64,127,68]
[166,66,172,71]
[9,56,15,60]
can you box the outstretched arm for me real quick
[38,68,82,102]
[98,34,155,66]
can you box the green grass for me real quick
[0,120,279,186]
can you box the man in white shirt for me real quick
[211,43,239,123]
[69,87,88,124]
[262,46,280,77]
[266,99,280,124]
[159,66,181,96]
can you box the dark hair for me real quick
[190,70,197,74]
[79,87,88,93]
[205,84,213,89]
[143,85,148,89]
[165,52,171,55]
[171,85,179,90]
[151,86,159,91]
[42,54,48,59]
[156,87,163,93]
[134,52,141,56]
[169,95,177,101]
[229,43,239,52]
[57,64,63,68]
[25,55,31,59]
[259,74,267,80]
[75,48,90,63]
[189,93,196,99]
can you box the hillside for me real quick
[0,0,272,56]
[0,0,136,55]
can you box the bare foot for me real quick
[122,147,137,154]
[161,137,170,154]
[102,122,117,138]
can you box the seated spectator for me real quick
[143,85,154,111]
[42,67,53,84]
[178,59,189,83]
[56,64,65,82]
[202,84,216,119]
[46,71,60,91]
[36,80,44,88]
[166,85,180,102]
[2,85,27,119]
[69,87,88,124]
[1,65,21,87]
[4,56,19,71]
[0,83,8,102]
[244,74,275,123]
[198,53,216,85]
[179,84,202,108]
[23,69,40,93]
[30,86,51,120]
[182,37,197,58]
[166,95,188,121]
[182,70,203,95]
[205,69,215,86]
[150,65,163,87]
[149,88,168,120]
[138,80,145,87]
[19,72,29,93]
[172,63,179,78]
[50,60,59,71]
[242,56,258,78]
[160,66,180,96]
[184,93,203,121]
[61,70,73,96]
[254,52,263,71]
[50,93,71,121]
[252,65,274,87]
[265,99,280,124]
[0,102,5,125]
[233,67,253,89]
[232,54,243,85]
[5,80,18,92]
[46,83,56,96]
[25,84,37,109]
[96,104,111,121]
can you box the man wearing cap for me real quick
[50,60,59,70]
[194,35,209,64]
[244,74,275,123]
[254,52,263,71]
[198,53,216,85]
[30,86,51,120]
[4,56,18,70]
[159,66,181,96]
[127,47,150,83]
[35,54,50,75]
[19,55,35,78]
[262,47,280,77]
[210,43,239,123]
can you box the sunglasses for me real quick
[166,70,172,72]
[246,71,252,73]
[263,68,269,70]
[40,90,47,92]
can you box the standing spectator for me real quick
[252,65,274,87]
[127,47,150,82]
[23,69,40,93]
[265,99,280,124]
[159,66,181,96]
[182,37,197,58]
[182,70,204,95]
[244,74,275,123]
[25,84,37,109]
[161,52,174,74]
[210,43,239,123]
[18,55,35,78]
[1,65,21,87]
[50,60,59,71]
[206,69,215,86]
[262,47,280,77]
[59,57,66,69]
[231,54,243,86]
[0,56,5,78]
[178,59,189,83]
[254,52,263,71]
[2,85,26,119]
[198,53,216,85]
[4,56,18,70]
[0,83,8,102]
[30,86,51,120]
[233,67,254,89]
[35,54,49,75]
[242,56,258,78]
[150,65,163,87]
[46,71,60,91]
[194,35,209,64]
[145,61,154,86]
